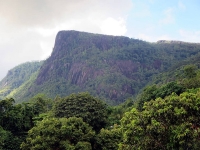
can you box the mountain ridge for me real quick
[1,30,200,105]
[156,40,200,44]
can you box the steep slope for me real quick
[150,53,200,86]
[32,31,163,104]
[27,31,200,104]
[0,61,43,101]
[1,31,200,105]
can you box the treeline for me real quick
[121,64,200,149]
[0,93,122,150]
[1,65,200,149]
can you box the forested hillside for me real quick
[1,30,200,148]
[0,61,43,100]
[1,31,200,105]
[2,64,200,149]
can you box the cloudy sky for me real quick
[0,0,200,80]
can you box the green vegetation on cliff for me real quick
[1,63,200,150]
[1,31,200,105]
[0,61,43,102]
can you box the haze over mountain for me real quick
[0,0,200,80]
[0,30,200,105]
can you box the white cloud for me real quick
[100,17,127,36]
[40,41,52,60]
[159,8,174,25]
[156,35,172,41]
[137,33,153,42]
[133,9,151,18]
[0,0,132,28]
[34,28,56,37]
[148,0,156,3]
[136,33,172,42]
[179,29,200,42]
[178,1,186,10]
[0,0,133,80]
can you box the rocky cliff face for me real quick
[36,31,145,104]
[35,31,165,104]
[37,31,131,84]
[33,30,200,104]
[1,30,200,105]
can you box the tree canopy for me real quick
[21,117,95,150]
[120,90,200,149]
[53,92,108,132]
[137,81,185,110]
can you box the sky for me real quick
[0,0,200,80]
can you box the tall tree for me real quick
[53,92,108,132]
[21,117,95,150]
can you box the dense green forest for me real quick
[1,31,200,105]
[1,64,200,149]
[1,31,200,149]
[0,61,43,100]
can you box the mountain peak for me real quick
[1,31,200,105]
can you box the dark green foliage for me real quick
[21,117,95,150]
[184,64,197,78]
[0,95,53,150]
[155,64,200,90]
[53,92,108,132]
[3,63,200,150]
[0,126,22,150]
[178,65,200,89]
[150,53,200,86]
[75,142,92,150]
[0,98,34,134]
[137,85,158,110]
[95,126,122,150]
[0,98,33,149]
[156,81,185,98]
[108,98,134,125]
[0,98,25,132]
[137,82,185,110]
[28,93,53,115]
[120,90,200,149]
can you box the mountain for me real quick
[1,30,200,105]
[150,52,200,86]
[0,61,43,100]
